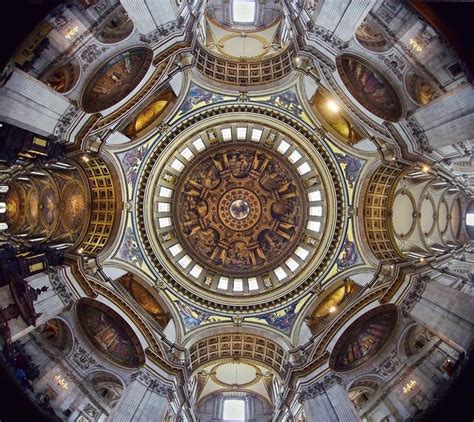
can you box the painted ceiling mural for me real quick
[329,304,398,372]
[76,299,145,368]
[1,1,472,420]
[81,47,153,113]
[172,143,308,276]
[337,54,403,122]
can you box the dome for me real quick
[0,1,472,421]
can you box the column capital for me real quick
[299,373,343,400]
[129,369,174,397]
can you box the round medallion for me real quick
[173,144,307,277]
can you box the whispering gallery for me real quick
[0,0,473,421]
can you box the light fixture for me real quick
[402,379,417,394]
[409,38,423,52]
[419,257,425,263]
[329,305,337,314]
[421,165,430,173]
[326,99,340,113]
[82,155,89,162]
[65,26,79,40]
[55,374,69,390]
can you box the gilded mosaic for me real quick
[337,54,402,122]
[329,304,398,372]
[81,47,153,113]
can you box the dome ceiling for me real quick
[0,1,472,421]
[172,143,308,277]
[137,106,345,313]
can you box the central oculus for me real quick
[230,199,250,220]
[173,144,308,277]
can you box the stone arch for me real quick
[37,317,74,355]
[95,5,134,44]
[347,377,382,411]
[398,323,434,359]
[86,370,125,408]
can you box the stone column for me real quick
[120,0,177,35]
[405,277,474,351]
[312,0,374,42]
[301,375,360,422]
[413,84,474,150]
[0,69,70,137]
[107,370,171,422]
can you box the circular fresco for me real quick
[172,144,308,277]
[81,47,153,113]
[329,304,398,372]
[337,54,402,122]
[76,299,145,368]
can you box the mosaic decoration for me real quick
[172,297,229,332]
[257,303,298,335]
[329,304,398,371]
[337,54,402,122]
[76,299,145,368]
[124,88,176,138]
[175,84,226,118]
[116,226,145,269]
[119,274,169,328]
[264,89,303,117]
[311,91,363,145]
[336,237,361,271]
[82,47,153,113]
[61,179,87,232]
[247,295,309,335]
[118,143,150,191]
[335,152,363,188]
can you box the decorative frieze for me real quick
[299,374,342,400]
[401,276,429,317]
[130,370,174,397]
